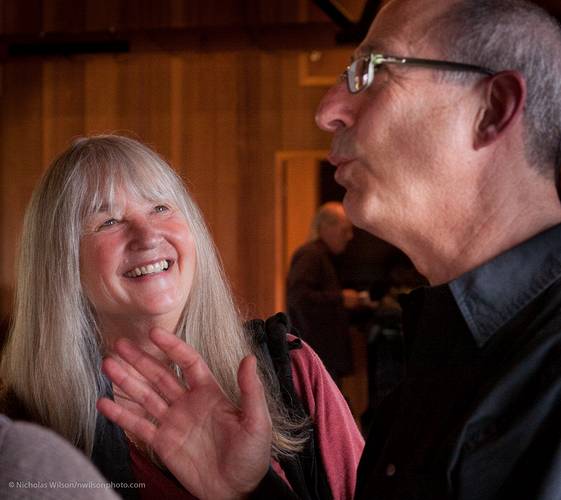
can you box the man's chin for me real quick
[342,192,367,228]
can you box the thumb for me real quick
[238,356,272,437]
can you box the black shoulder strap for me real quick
[247,312,333,500]
[92,384,140,500]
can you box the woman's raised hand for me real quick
[97,328,272,500]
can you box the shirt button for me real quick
[386,463,396,476]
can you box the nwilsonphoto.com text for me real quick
[8,480,145,489]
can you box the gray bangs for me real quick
[64,136,188,226]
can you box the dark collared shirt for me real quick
[355,223,561,500]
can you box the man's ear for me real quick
[474,71,526,150]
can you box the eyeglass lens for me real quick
[348,57,371,93]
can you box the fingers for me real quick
[238,356,272,436]
[113,338,185,403]
[149,328,219,390]
[102,357,170,420]
[97,397,157,444]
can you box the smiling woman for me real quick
[0,135,363,500]
[80,187,196,336]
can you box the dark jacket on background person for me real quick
[286,239,353,378]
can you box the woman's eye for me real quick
[154,205,169,213]
[98,218,118,230]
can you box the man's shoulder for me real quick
[296,239,322,253]
[291,240,329,261]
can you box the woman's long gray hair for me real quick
[0,135,306,457]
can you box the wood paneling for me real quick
[42,58,85,159]
[0,60,44,314]
[0,45,333,319]
[1,0,310,35]
[2,0,43,34]
[0,1,345,319]
[84,55,120,133]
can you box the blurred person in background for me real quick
[286,202,372,387]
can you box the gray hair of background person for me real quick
[431,0,561,173]
[309,201,346,241]
[0,135,307,457]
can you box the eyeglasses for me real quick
[343,53,496,94]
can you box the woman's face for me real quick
[80,186,196,330]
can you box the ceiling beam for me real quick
[0,23,342,60]
[312,0,382,44]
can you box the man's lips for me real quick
[327,153,355,187]
[327,153,354,167]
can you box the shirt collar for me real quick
[450,223,561,348]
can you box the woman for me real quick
[0,135,363,499]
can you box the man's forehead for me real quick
[354,0,451,59]
[380,0,455,18]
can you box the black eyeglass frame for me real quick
[344,53,496,94]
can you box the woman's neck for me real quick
[99,315,180,365]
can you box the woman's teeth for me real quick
[125,259,169,278]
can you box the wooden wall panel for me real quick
[84,0,120,31]
[42,58,85,160]
[0,44,335,319]
[280,52,331,150]
[0,61,44,314]
[1,0,42,34]
[84,55,120,134]
[2,0,322,34]
[244,0,302,24]
[4,0,561,36]
[174,0,244,27]
[237,50,283,317]
[202,53,241,294]
[115,54,173,157]
[178,52,242,297]
[42,0,86,33]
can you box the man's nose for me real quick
[315,82,355,132]
[128,219,162,251]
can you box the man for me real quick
[315,0,561,498]
[286,202,359,385]
[280,0,561,496]
[94,1,561,499]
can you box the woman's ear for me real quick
[474,71,526,150]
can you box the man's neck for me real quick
[407,171,561,285]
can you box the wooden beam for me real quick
[0,22,344,60]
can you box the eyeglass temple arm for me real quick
[378,55,495,76]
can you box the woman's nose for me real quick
[315,82,356,132]
[128,219,163,251]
